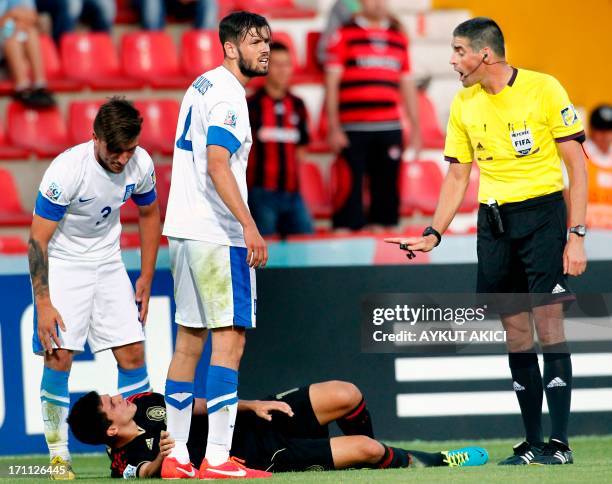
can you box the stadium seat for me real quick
[418,90,446,149]
[458,165,480,213]
[234,0,316,18]
[181,30,224,79]
[134,100,180,155]
[154,164,172,218]
[0,119,30,159]
[39,34,80,92]
[121,32,188,88]
[0,235,28,254]
[68,100,104,145]
[6,102,70,158]
[0,168,32,226]
[61,33,142,90]
[271,31,319,83]
[304,31,323,78]
[120,199,139,224]
[399,160,443,215]
[298,161,332,219]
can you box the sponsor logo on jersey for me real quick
[145,438,154,450]
[510,126,534,156]
[151,170,156,186]
[123,184,136,202]
[45,182,63,202]
[561,105,578,126]
[146,406,166,422]
[224,110,238,127]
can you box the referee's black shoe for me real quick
[530,439,573,465]
[497,441,544,465]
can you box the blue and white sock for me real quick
[165,379,194,464]
[117,364,151,397]
[40,367,70,461]
[205,366,238,466]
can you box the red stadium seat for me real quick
[61,33,142,90]
[0,235,28,254]
[121,32,188,88]
[68,100,104,145]
[458,165,480,213]
[0,118,30,159]
[0,168,32,226]
[154,164,172,218]
[418,90,445,149]
[304,31,323,78]
[298,161,332,219]
[6,102,70,158]
[39,34,80,91]
[133,100,180,156]
[181,30,224,79]
[115,0,139,24]
[120,199,139,224]
[399,160,443,215]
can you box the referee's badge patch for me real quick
[510,126,534,156]
[561,105,578,126]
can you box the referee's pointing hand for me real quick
[384,235,439,253]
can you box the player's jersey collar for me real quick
[220,65,246,95]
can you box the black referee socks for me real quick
[337,398,374,438]
[509,349,544,445]
[542,343,572,445]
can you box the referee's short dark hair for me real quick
[453,17,505,58]
[93,96,143,153]
[67,391,114,446]
[219,11,271,56]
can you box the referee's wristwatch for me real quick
[422,226,442,247]
[569,225,587,237]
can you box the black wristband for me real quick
[422,226,441,247]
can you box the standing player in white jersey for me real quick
[28,98,161,479]
[161,11,271,480]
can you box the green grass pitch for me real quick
[1,435,611,483]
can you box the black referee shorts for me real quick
[476,191,573,314]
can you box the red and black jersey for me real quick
[326,16,411,127]
[109,393,167,478]
[247,88,310,192]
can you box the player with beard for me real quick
[161,11,271,479]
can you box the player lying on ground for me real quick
[68,380,488,478]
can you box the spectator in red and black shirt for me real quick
[325,0,421,230]
[247,41,314,236]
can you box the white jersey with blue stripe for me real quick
[35,141,157,262]
[163,66,252,247]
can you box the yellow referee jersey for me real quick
[444,68,585,204]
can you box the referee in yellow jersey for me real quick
[386,18,587,465]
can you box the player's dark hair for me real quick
[67,391,114,446]
[590,105,612,131]
[270,41,289,53]
[453,17,505,57]
[93,96,143,153]
[219,11,271,57]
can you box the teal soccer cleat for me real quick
[441,446,489,467]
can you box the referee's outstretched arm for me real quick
[385,162,472,252]
[558,140,588,276]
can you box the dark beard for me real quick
[238,50,268,78]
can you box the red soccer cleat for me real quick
[199,457,272,479]
[161,457,198,479]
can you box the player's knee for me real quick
[44,350,72,372]
[332,381,363,411]
[356,436,384,463]
[116,343,146,369]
